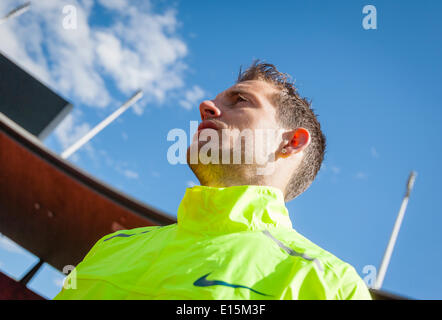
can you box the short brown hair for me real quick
[237,60,326,201]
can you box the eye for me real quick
[235,94,247,104]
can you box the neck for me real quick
[193,163,284,192]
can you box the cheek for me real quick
[223,109,278,136]
[259,109,279,128]
[229,111,264,131]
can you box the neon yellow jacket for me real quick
[54,185,371,300]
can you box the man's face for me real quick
[199,80,280,134]
[188,79,285,177]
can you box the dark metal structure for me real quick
[369,289,408,300]
[0,51,175,299]
[0,113,175,274]
[0,272,44,300]
[0,52,72,140]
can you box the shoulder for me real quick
[268,226,347,270]
[100,225,167,241]
[269,226,372,300]
[82,224,177,261]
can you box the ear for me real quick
[278,127,311,159]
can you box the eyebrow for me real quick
[226,88,247,96]
[223,87,258,104]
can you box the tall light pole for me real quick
[0,2,31,25]
[61,90,144,160]
[374,171,417,289]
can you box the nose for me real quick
[199,100,221,120]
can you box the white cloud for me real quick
[0,0,205,170]
[123,169,139,179]
[54,112,91,150]
[355,172,368,179]
[151,171,160,178]
[96,148,139,180]
[97,0,131,11]
[132,101,145,116]
[0,0,111,107]
[187,180,197,188]
[371,147,379,159]
[179,85,205,110]
[331,166,341,175]
[0,0,192,114]
[93,4,189,112]
[53,111,94,162]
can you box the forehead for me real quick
[219,80,279,102]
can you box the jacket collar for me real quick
[177,185,292,235]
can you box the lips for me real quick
[197,120,225,132]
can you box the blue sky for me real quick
[0,0,441,299]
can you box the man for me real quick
[54,61,371,300]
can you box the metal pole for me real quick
[374,171,417,289]
[61,90,143,159]
[0,2,31,25]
